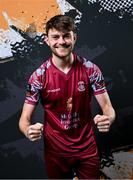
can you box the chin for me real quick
[56,55,69,59]
[53,51,72,58]
[58,53,71,58]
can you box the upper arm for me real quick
[19,65,45,135]
[85,60,115,120]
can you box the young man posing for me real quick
[19,15,115,179]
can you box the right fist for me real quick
[26,122,43,141]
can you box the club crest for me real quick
[77,81,85,91]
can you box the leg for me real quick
[75,155,100,179]
[45,152,73,179]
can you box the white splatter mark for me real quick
[56,0,82,24]
[0,11,24,60]
[0,28,24,59]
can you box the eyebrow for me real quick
[51,32,71,36]
[51,34,60,37]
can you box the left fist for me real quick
[94,114,110,132]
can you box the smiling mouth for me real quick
[56,44,70,49]
[57,47,67,50]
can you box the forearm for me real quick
[94,105,115,132]
[19,103,36,137]
[102,104,115,124]
[19,116,31,137]
[94,92,115,132]
[19,115,43,141]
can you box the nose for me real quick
[58,36,65,44]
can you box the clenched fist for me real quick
[26,122,43,141]
[94,114,111,132]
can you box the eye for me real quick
[64,34,71,39]
[52,35,59,40]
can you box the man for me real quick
[19,15,115,179]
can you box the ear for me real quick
[44,35,50,46]
[73,33,77,43]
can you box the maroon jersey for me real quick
[25,53,106,157]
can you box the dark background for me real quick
[0,0,133,178]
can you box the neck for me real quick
[52,53,74,74]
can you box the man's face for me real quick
[45,28,77,59]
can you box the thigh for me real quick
[75,155,100,179]
[45,153,73,179]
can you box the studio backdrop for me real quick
[0,0,133,179]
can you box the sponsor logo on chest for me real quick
[47,88,61,93]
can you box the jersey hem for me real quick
[45,149,99,158]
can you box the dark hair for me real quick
[45,15,76,35]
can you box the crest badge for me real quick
[78,81,85,91]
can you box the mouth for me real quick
[55,44,70,49]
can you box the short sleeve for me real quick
[25,67,44,105]
[89,63,107,95]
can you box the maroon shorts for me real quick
[45,152,100,179]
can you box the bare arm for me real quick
[19,103,43,141]
[94,91,115,132]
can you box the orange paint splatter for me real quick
[0,0,61,32]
